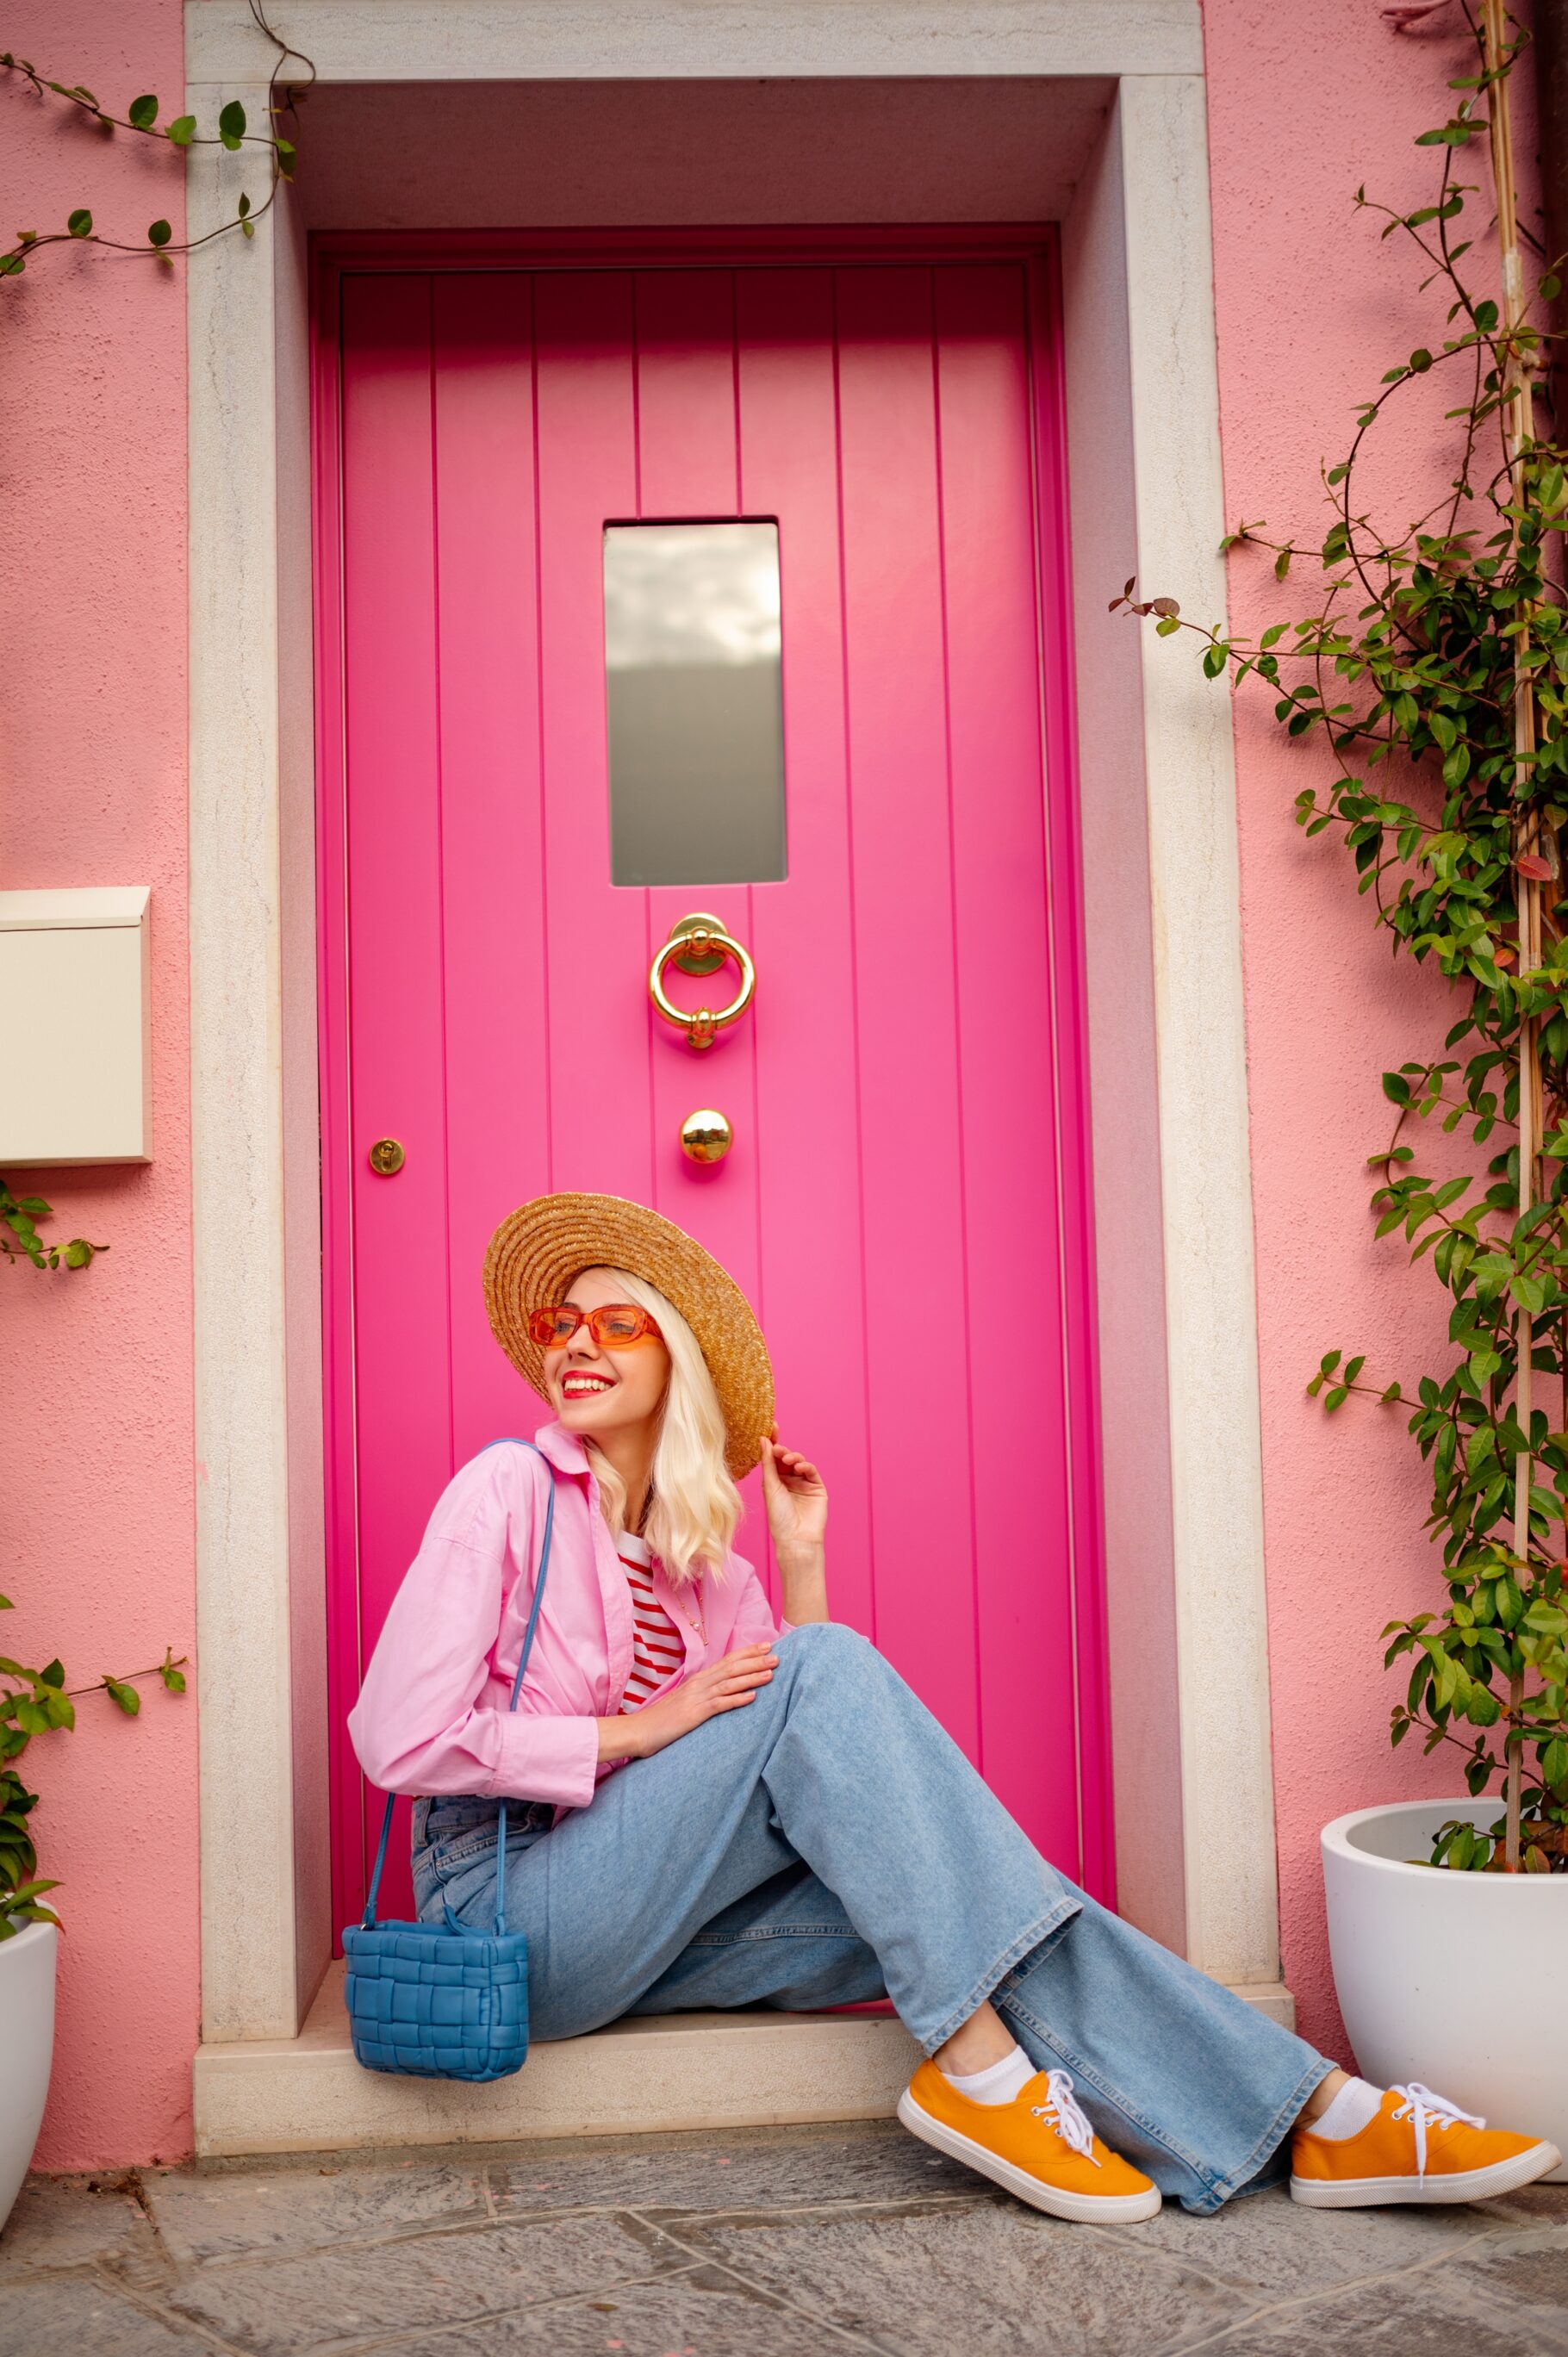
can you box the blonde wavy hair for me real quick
[579,1267,742,1584]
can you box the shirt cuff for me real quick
[492,1712,601,1812]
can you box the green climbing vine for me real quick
[1,0,312,288]
[2,1594,188,1937]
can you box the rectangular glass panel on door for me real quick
[604,519,787,887]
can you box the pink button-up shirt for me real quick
[347,1425,786,1813]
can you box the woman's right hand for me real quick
[598,1644,778,1762]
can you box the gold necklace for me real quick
[672,1579,706,1647]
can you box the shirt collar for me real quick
[532,1419,592,1479]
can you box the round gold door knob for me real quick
[680,1109,733,1166]
[368,1137,406,1175]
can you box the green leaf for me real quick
[128,93,159,130]
[218,98,246,150]
[61,1240,92,1270]
[66,208,91,238]
[103,1677,140,1718]
[147,219,172,250]
[166,115,196,146]
[159,1659,186,1695]
[237,190,251,220]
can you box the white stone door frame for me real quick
[186,0,1285,2061]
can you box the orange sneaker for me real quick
[898,2061,1161,2222]
[1291,2082,1561,2207]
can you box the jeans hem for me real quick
[917,1896,1081,2056]
[1183,2055,1337,2216]
[996,1975,1333,2214]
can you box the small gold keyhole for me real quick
[369,1138,406,1176]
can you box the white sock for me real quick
[939,2043,1036,2106]
[1306,2076,1384,2140]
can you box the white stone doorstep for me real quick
[194,1966,1294,2157]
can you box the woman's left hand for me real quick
[761,1426,828,1563]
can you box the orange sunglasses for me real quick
[529,1303,665,1350]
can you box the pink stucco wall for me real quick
[1203,0,1537,2055]
[0,0,196,2169]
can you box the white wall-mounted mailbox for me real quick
[0,887,152,1165]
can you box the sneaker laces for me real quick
[1390,2082,1485,2176]
[1030,2069,1100,2167]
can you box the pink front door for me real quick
[315,244,1109,1935]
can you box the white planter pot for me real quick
[0,1919,58,2230]
[1323,1800,1568,2182]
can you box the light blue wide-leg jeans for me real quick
[414,1623,1331,2213]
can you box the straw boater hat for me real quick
[483,1191,775,1478]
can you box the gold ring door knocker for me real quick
[649,913,756,1053]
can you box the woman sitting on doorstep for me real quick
[351,1192,1559,2220]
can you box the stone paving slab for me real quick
[0,2173,156,2279]
[0,2274,219,2356]
[490,2126,975,2218]
[694,2201,1254,2354]
[364,2267,858,2356]
[163,2214,688,2357]
[143,2155,489,2265]
[1440,2224,1568,2354]
[1086,2183,1509,2299]
[8,2121,1568,2357]
[1171,2261,1568,2357]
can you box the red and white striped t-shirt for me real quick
[617,1531,686,1713]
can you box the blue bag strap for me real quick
[362,1439,557,1937]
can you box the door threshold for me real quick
[192,1962,922,2157]
[193,1966,1297,2159]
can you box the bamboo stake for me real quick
[1485,0,1538,1869]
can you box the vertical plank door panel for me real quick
[834,266,980,1763]
[432,274,555,1463]
[737,268,875,1633]
[935,264,1077,1858]
[534,271,650,1204]
[634,269,765,1359]
[339,273,451,1922]
[317,264,361,1937]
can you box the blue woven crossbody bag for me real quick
[342,1439,556,2081]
